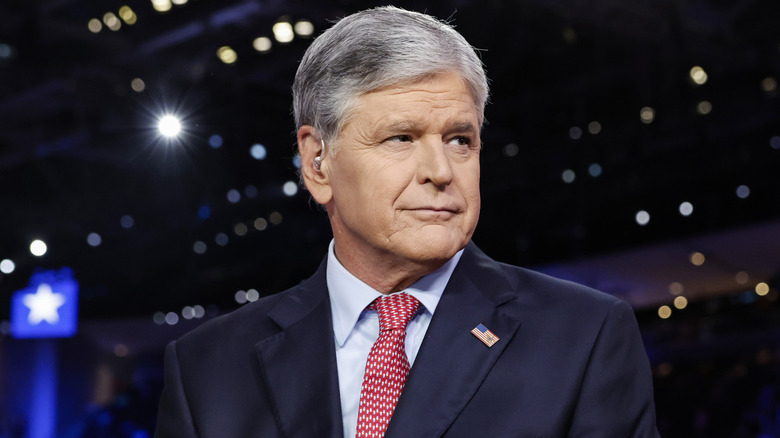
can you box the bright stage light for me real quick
[30,240,48,257]
[157,115,182,137]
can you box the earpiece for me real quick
[313,139,325,171]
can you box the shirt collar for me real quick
[327,239,464,348]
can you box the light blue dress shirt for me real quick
[326,239,464,438]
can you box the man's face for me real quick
[323,72,481,271]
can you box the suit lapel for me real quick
[386,243,523,437]
[254,262,344,437]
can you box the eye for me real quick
[448,136,472,146]
[386,135,412,143]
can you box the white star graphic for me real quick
[22,283,66,325]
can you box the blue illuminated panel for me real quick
[10,268,79,339]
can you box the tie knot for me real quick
[368,292,421,332]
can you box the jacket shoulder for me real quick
[465,242,624,313]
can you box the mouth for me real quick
[407,207,460,219]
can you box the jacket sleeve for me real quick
[568,299,660,438]
[154,341,199,438]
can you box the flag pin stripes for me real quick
[471,323,499,347]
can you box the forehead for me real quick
[352,73,480,126]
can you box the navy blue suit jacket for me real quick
[155,243,659,437]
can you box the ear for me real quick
[297,125,333,205]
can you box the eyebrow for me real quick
[383,120,478,134]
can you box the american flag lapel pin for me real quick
[471,323,499,347]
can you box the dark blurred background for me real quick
[0,0,778,436]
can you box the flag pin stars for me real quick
[471,323,499,347]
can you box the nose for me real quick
[415,137,454,188]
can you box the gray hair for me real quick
[292,6,489,154]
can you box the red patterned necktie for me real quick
[356,292,421,438]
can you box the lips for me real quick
[405,207,461,221]
[409,206,459,213]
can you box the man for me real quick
[155,6,660,437]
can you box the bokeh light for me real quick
[679,201,694,216]
[244,185,258,198]
[635,210,650,226]
[120,215,134,229]
[131,77,145,92]
[253,37,272,53]
[0,259,15,274]
[254,217,268,231]
[294,20,314,37]
[273,21,294,43]
[103,12,121,31]
[283,181,298,197]
[226,189,241,204]
[119,6,137,25]
[689,66,708,85]
[588,163,602,177]
[88,18,102,33]
[761,77,776,92]
[193,241,207,254]
[696,101,712,115]
[151,0,172,12]
[640,107,655,124]
[182,306,195,320]
[771,136,780,150]
[234,223,248,236]
[689,251,705,266]
[208,134,223,148]
[561,169,576,184]
[269,211,283,225]
[87,233,102,247]
[217,46,238,64]
[165,312,179,325]
[250,143,267,160]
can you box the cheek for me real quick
[458,163,481,199]
[364,166,413,203]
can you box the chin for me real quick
[404,234,468,264]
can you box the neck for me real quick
[332,243,447,294]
